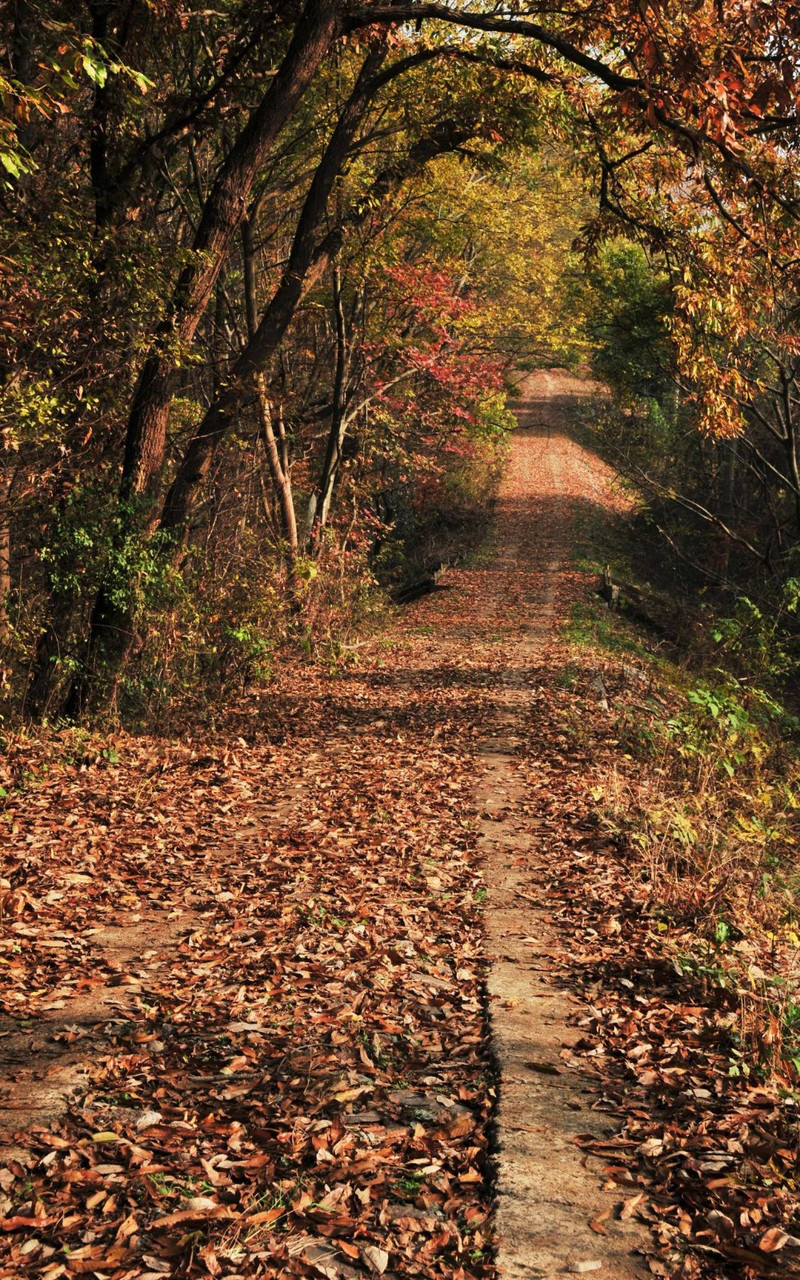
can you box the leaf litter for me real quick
[0,661,497,1278]
[3,373,800,1280]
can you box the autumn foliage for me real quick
[0,0,798,715]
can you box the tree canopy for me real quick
[2,0,800,718]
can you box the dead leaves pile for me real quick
[0,737,256,1018]
[0,679,497,1278]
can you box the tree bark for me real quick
[60,0,342,717]
[256,377,299,567]
[313,263,351,539]
[243,218,299,567]
[88,1,114,229]
[777,365,800,539]
[160,43,389,536]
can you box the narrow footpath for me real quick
[476,373,647,1278]
[0,371,652,1280]
[392,368,649,1278]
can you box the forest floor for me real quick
[1,372,798,1280]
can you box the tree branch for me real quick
[346,5,640,92]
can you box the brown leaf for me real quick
[589,1208,611,1235]
[619,1193,647,1221]
[760,1227,790,1253]
[361,1243,390,1274]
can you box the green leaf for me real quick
[130,69,154,93]
[0,150,24,178]
[82,53,108,88]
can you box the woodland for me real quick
[3,2,800,1279]
[0,0,798,718]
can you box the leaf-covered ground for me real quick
[507,643,800,1280]
[2,370,799,1280]
[0,677,498,1278]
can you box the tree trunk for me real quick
[160,43,388,537]
[255,377,298,567]
[785,420,800,539]
[243,222,299,568]
[25,591,74,718]
[88,1,113,229]
[241,215,259,340]
[59,0,341,717]
[313,263,351,539]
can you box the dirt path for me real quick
[0,369,654,1280]
[390,368,648,1276]
[476,372,647,1278]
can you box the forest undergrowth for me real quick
[546,498,800,1278]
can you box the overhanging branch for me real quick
[346,5,640,93]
